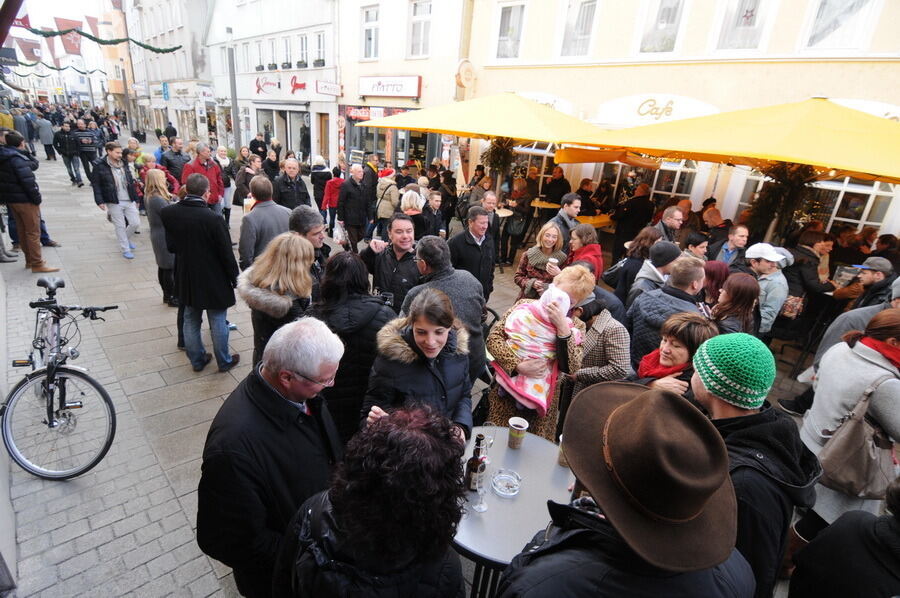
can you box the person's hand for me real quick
[451,425,466,446]
[369,239,387,253]
[98,203,107,212]
[545,262,561,277]
[545,299,570,337]
[533,280,545,293]
[648,375,688,395]
[366,405,389,426]
[516,358,549,378]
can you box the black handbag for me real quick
[601,257,627,287]
[505,213,527,237]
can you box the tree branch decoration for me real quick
[747,162,818,243]
[26,26,181,53]
[11,70,51,78]
[15,60,106,75]
[480,136,517,185]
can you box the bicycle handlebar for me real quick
[27,301,119,315]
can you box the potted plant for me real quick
[313,58,325,67]
[481,137,516,194]
[281,61,292,69]
[267,63,278,71]
[296,60,307,68]
[255,65,265,72]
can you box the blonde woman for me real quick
[513,221,566,299]
[237,232,315,365]
[144,169,177,306]
[400,189,428,239]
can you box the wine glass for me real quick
[472,469,488,513]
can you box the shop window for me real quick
[639,0,684,53]
[409,0,432,58]
[362,5,379,60]
[289,111,311,162]
[804,0,878,50]
[561,0,596,57]
[496,3,525,59]
[717,0,767,50]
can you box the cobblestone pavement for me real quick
[3,156,803,596]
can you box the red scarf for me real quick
[637,348,690,379]
[861,336,900,369]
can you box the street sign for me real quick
[162,82,170,101]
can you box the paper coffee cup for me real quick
[508,417,528,449]
[548,258,558,266]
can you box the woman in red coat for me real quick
[139,153,180,194]
[563,223,604,276]
[321,166,343,236]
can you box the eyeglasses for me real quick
[291,370,336,388]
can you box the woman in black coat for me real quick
[362,288,472,440]
[612,226,661,303]
[783,230,836,297]
[788,476,900,598]
[305,252,395,445]
[611,183,654,261]
[309,156,332,212]
[236,233,314,365]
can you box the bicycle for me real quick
[1,277,119,480]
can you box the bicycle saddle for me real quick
[36,277,65,292]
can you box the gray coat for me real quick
[238,200,291,270]
[401,265,487,383]
[812,302,891,367]
[146,194,175,269]
[36,118,54,145]
[802,341,900,523]
[625,259,665,307]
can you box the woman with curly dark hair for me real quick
[273,407,466,597]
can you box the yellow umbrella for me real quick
[565,98,900,184]
[361,92,606,144]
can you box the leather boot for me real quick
[223,207,231,227]
[32,264,60,273]
[778,522,809,579]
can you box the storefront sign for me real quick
[199,86,215,100]
[172,83,191,97]
[151,84,164,99]
[253,75,280,96]
[593,94,719,129]
[289,76,306,94]
[358,76,421,98]
[344,105,409,121]
[315,80,341,96]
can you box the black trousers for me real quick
[43,144,56,160]
[157,267,175,300]
[79,152,97,179]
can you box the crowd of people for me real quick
[1,113,897,598]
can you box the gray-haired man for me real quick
[290,205,330,301]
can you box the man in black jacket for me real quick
[337,163,369,253]
[848,256,896,309]
[248,132,267,159]
[360,214,419,312]
[197,318,344,598]
[161,174,240,373]
[448,205,495,300]
[91,141,141,258]
[422,190,445,238]
[707,224,749,266]
[53,121,83,186]
[272,158,312,210]
[394,163,415,189]
[289,205,330,302]
[611,183,654,260]
[72,119,98,179]
[0,131,58,272]
[691,334,821,598]
[159,137,191,182]
[361,154,379,241]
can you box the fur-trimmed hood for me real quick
[237,268,297,318]
[376,317,469,365]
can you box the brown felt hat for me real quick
[563,382,736,572]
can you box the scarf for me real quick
[217,155,230,168]
[861,336,900,369]
[637,348,690,379]
[525,245,566,271]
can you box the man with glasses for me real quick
[653,205,684,244]
[198,318,345,598]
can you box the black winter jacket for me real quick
[273,491,465,598]
[361,162,378,204]
[159,149,191,181]
[363,319,472,436]
[498,500,755,598]
[197,368,342,598]
[612,194,654,251]
[90,157,140,205]
[52,129,79,157]
[213,156,235,188]
[712,404,821,598]
[306,294,395,445]
[237,268,310,367]
[783,246,834,296]
[273,173,313,210]
[360,244,420,313]
[310,244,331,303]
[72,128,98,154]
[625,286,704,369]
[0,145,41,205]
[337,178,370,226]
[613,256,644,303]
[789,511,900,598]
[448,231,495,299]
[309,165,332,208]
[851,272,897,309]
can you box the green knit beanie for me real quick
[692,333,775,409]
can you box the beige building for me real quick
[457,0,900,233]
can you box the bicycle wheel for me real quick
[2,367,116,480]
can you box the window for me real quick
[172,2,183,27]
[639,0,685,53]
[409,0,432,57]
[315,32,325,62]
[181,51,190,78]
[298,35,308,64]
[362,5,379,59]
[717,0,767,50]
[114,64,122,79]
[256,40,263,66]
[283,37,291,63]
[242,42,250,71]
[561,0,596,56]
[269,39,276,64]
[805,0,878,50]
[497,3,525,59]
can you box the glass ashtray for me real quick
[491,469,522,498]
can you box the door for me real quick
[317,113,330,162]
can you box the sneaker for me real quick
[227,322,238,331]
[777,398,806,417]
[123,251,135,259]
[192,353,213,372]
[218,353,241,373]
[128,242,136,249]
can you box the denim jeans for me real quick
[62,154,83,183]
[183,306,231,369]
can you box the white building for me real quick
[205,0,339,163]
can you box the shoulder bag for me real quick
[817,374,896,499]
[600,257,627,287]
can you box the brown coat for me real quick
[513,247,567,300]
[486,299,585,442]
